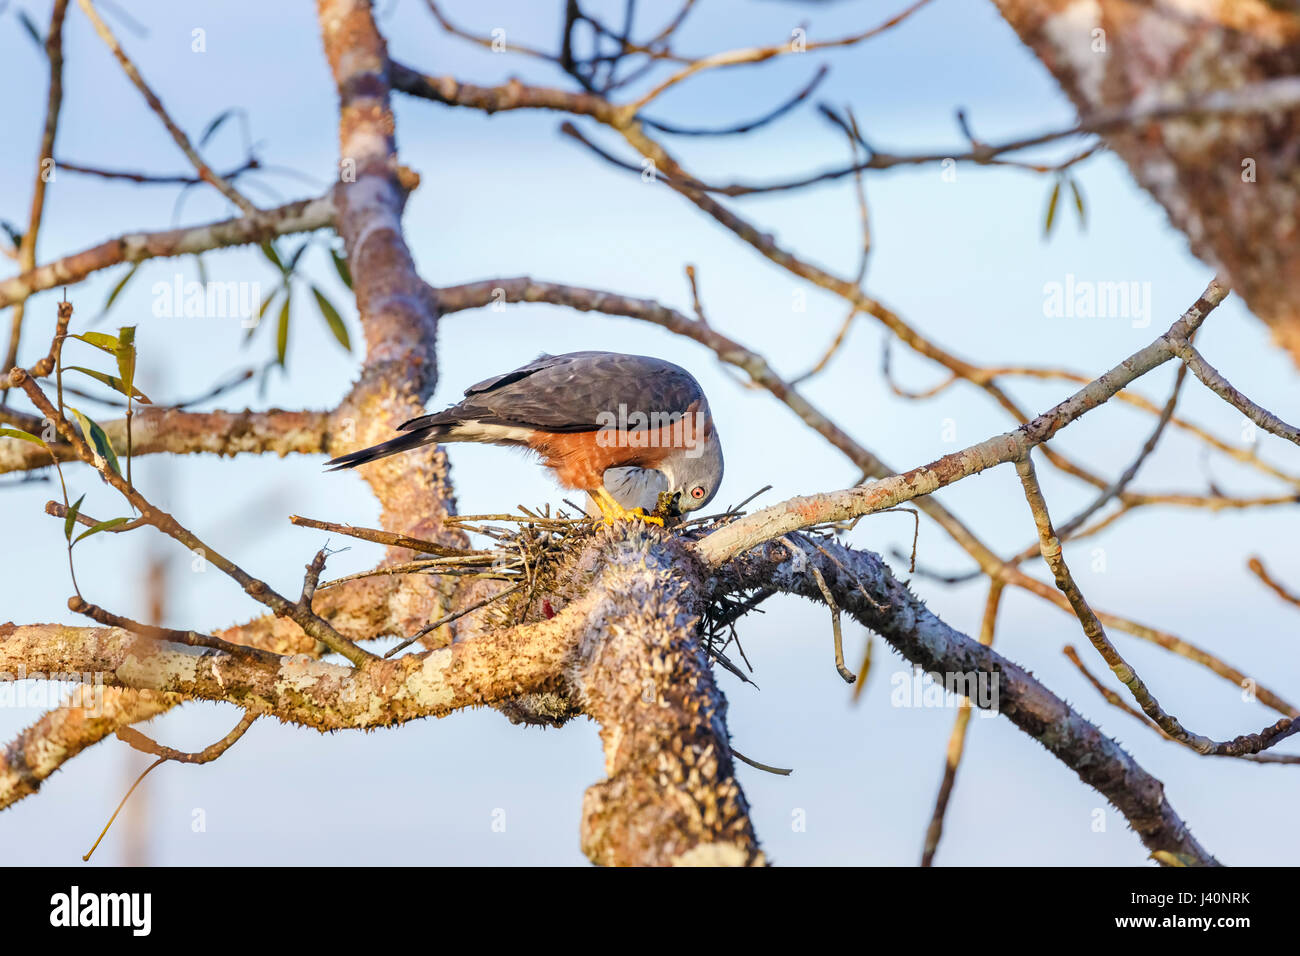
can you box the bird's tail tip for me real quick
[323,427,444,471]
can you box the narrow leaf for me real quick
[103,262,140,315]
[260,240,286,274]
[246,288,279,342]
[74,516,130,544]
[0,426,44,445]
[18,10,43,50]
[0,221,23,249]
[198,108,235,148]
[1069,177,1087,229]
[65,494,86,543]
[276,293,291,366]
[65,366,151,403]
[69,407,121,476]
[1043,179,1061,238]
[114,326,138,401]
[285,241,309,276]
[312,286,350,351]
[330,247,352,289]
[70,331,120,355]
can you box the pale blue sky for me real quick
[2,0,1297,865]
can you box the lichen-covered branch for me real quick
[0,195,335,310]
[0,406,332,475]
[715,535,1219,865]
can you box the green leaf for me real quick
[1043,179,1061,238]
[74,516,130,544]
[198,108,235,148]
[275,293,291,366]
[69,407,121,476]
[330,247,352,290]
[260,241,286,274]
[246,288,278,342]
[18,9,43,50]
[70,331,120,355]
[115,326,138,402]
[65,366,151,404]
[1069,177,1087,230]
[0,220,23,249]
[0,426,44,445]
[103,262,140,316]
[311,286,350,351]
[285,242,309,276]
[64,494,85,543]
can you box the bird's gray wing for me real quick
[402,351,704,433]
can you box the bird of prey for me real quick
[325,351,724,523]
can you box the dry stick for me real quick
[2,0,70,392]
[45,498,147,532]
[11,367,376,666]
[76,0,258,216]
[84,710,256,861]
[641,64,829,137]
[54,157,260,186]
[791,106,869,385]
[319,555,522,591]
[731,749,793,776]
[1064,644,1169,731]
[117,710,257,764]
[625,0,933,111]
[808,561,854,684]
[67,596,280,662]
[881,337,959,399]
[1248,556,1300,611]
[290,514,485,557]
[988,365,1300,489]
[1015,452,1298,758]
[423,0,563,63]
[384,582,527,659]
[921,578,1004,867]
[626,77,1300,197]
[1166,337,1300,448]
[997,360,1192,569]
[1062,646,1300,766]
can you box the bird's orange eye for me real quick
[691,486,706,499]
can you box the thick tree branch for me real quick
[0,195,335,311]
[0,406,332,475]
[716,535,1219,865]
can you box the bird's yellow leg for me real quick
[592,487,664,526]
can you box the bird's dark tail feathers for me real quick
[324,425,447,471]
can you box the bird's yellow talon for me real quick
[592,488,664,526]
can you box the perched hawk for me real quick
[326,351,724,521]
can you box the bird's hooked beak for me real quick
[667,491,684,516]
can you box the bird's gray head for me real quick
[602,427,724,517]
[662,429,724,515]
